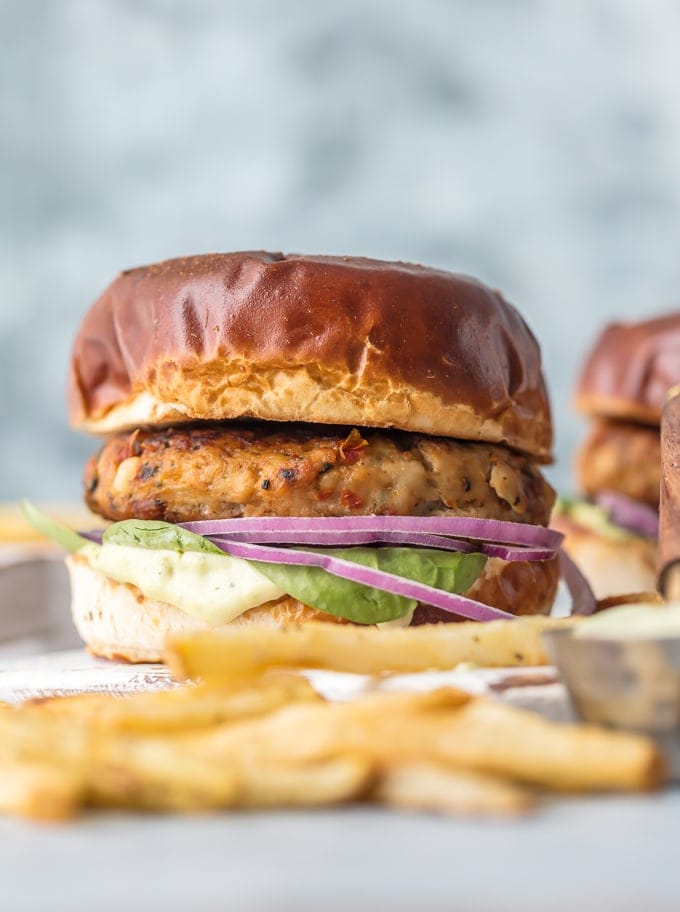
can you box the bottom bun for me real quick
[66,551,559,663]
[412,556,558,624]
[551,515,657,600]
[66,554,345,663]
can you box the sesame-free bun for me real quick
[576,312,680,425]
[68,252,552,460]
[66,550,558,663]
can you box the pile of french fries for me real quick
[0,620,665,822]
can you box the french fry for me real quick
[231,755,373,809]
[23,675,320,734]
[166,617,575,681]
[87,735,241,812]
[90,738,372,812]
[173,688,464,784]
[191,689,663,793]
[375,762,533,817]
[0,726,372,814]
[0,713,241,814]
[0,677,664,822]
[334,686,471,714]
[0,712,90,765]
[428,699,665,792]
[0,759,83,822]
[0,683,374,815]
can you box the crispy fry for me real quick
[86,721,372,811]
[88,735,241,811]
[0,713,241,814]
[375,762,533,816]
[429,699,665,792]
[0,759,83,822]
[194,689,663,793]
[333,686,471,714]
[90,739,372,812]
[23,675,320,734]
[0,676,664,821]
[0,720,372,814]
[166,617,575,681]
[0,712,90,765]
[232,755,373,809]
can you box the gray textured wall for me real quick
[3,0,680,500]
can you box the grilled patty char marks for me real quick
[84,423,555,525]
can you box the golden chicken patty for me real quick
[84,423,555,526]
[577,419,660,508]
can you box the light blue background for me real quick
[3,0,680,500]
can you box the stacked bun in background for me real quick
[554,313,680,598]
[67,252,559,661]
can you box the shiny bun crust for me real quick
[576,312,680,424]
[66,552,557,663]
[68,252,552,460]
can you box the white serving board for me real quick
[0,649,174,702]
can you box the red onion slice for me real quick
[83,520,557,561]
[206,530,555,562]
[79,529,104,544]
[208,529,477,552]
[478,542,555,561]
[79,514,587,622]
[181,515,562,549]
[594,491,659,540]
[558,549,596,616]
[208,537,514,622]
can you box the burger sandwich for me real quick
[553,312,679,598]
[29,252,578,662]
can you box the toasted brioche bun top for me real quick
[68,252,552,460]
[576,311,680,425]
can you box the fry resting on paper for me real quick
[166,617,575,681]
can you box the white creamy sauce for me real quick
[82,542,284,624]
[575,602,680,640]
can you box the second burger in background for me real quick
[554,312,679,598]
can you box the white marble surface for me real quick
[3,2,680,498]
[1,796,678,912]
